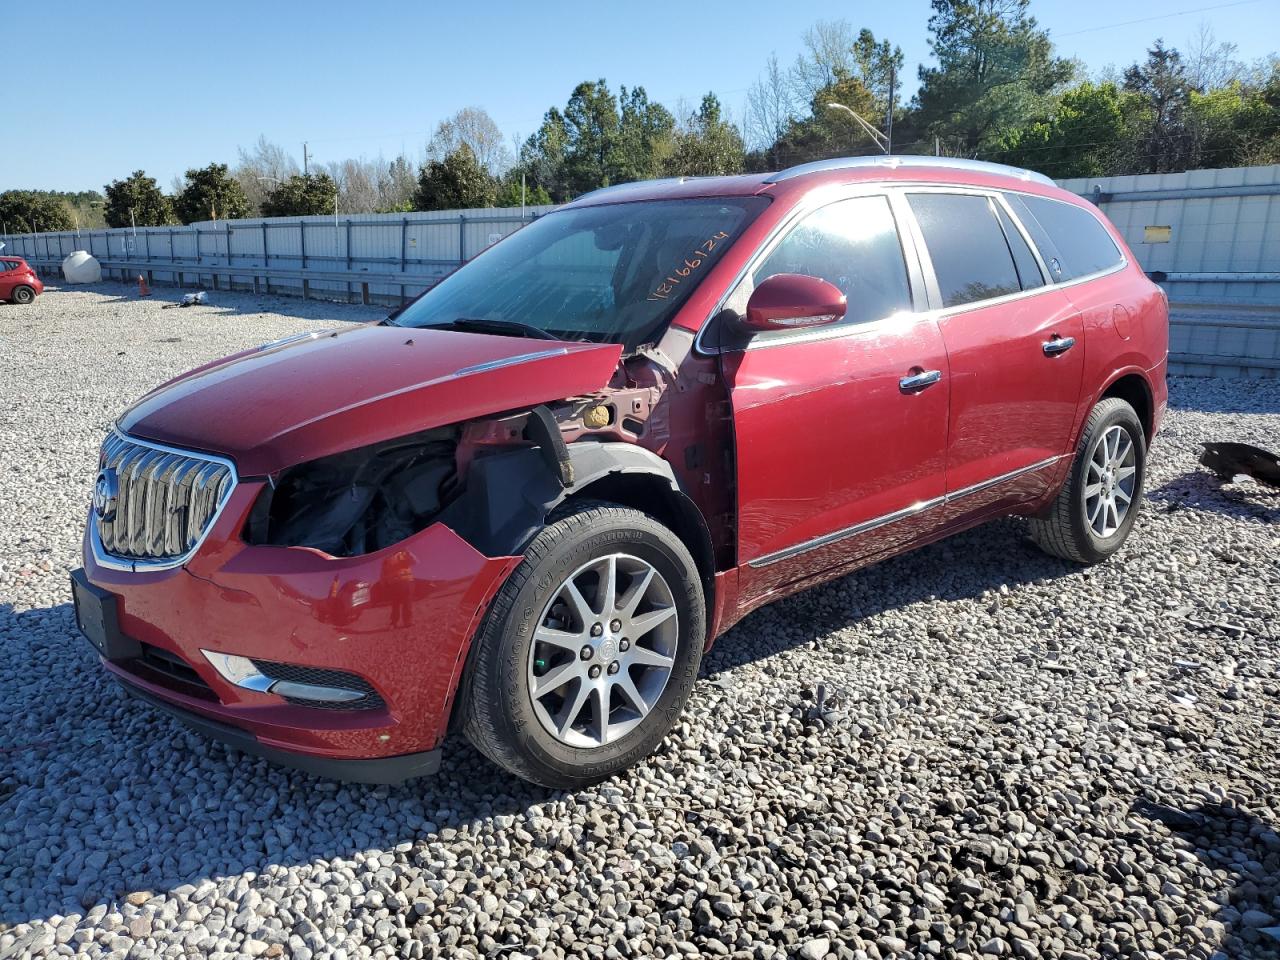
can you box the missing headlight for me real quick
[245,427,459,557]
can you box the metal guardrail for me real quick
[1168,303,1280,376]
[21,255,453,305]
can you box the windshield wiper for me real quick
[439,317,561,341]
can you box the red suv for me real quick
[72,157,1168,787]
[0,256,42,304]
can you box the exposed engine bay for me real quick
[241,328,730,562]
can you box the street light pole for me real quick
[885,64,895,156]
[825,102,890,154]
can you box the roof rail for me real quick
[764,155,1055,187]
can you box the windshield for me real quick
[390,197,767,350]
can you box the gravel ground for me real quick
[1,282,1278,960]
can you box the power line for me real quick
[1054,0,1265,38]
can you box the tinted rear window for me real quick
[1016,195,1123,281]
[908,193,1021,307]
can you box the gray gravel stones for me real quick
[1,282,1279,959]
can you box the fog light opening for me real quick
[200,650,368,704]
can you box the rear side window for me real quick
[908,193,1021,307]
[752,194,913,327]
[1016,195,1123,281]
[0,261,14,272]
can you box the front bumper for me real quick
[118,678,441,783]
[80,480,520,779]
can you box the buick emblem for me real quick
[93,468,119,522]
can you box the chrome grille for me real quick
[95,431,236,566]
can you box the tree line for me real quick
[4,0,1277,236]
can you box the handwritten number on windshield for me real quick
[649,231,730,301]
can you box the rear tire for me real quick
[460,500,705,789]
[1030,397,1146,563]
[12,286,35,305]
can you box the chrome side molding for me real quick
[747,454,1066,568]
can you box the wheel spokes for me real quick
[532,660,580,698]
[556,680,595,740]
[628,605,676,639]
[561,579,595,628]
[617,567,655,618]
[535,625,585,652]
[528,552,679,750]
[596,554,618,617]
[627,644,674,669]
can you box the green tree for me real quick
[522,108,573,202]
[0,190,76,233]
[174,163,250,224]
[1188,80,1280,169]
[1122,40,1194,173]
[612,86,676,183]
[663,94,746,176]
[562,80,621,197]
[260,173,339,217]
[103,171,174,228]
[494,174,553,208]
[995,82,1128,178]
[914,0,1073,155]
[851,28,906,121]
[413,145,496,210]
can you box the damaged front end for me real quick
[238,344,693,562]
[243,426,461,557]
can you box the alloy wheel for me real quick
[527,553,678,749]
[1084,424,1137,538]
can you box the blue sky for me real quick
[4,0,1278,192]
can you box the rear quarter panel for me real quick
[1062,263,1169,448]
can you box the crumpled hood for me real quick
[119,323,622,475]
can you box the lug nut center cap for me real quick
[599,637,618,662]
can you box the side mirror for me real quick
[742,273,846,331]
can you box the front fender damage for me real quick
[437,437,683,557]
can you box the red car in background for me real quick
[0,256,42,303]
[72,155,1169,788]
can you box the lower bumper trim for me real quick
[117,678,441,784]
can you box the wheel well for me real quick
[1101,374,1153,440]
[564,472,716,614]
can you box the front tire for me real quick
[1030,397,1146,563]
[12,286,35,305]
[460,501,705,789]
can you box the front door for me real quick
[904,190,1085,514]
[718,193,951,603]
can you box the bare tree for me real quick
[234,136,300,215]
[379,156,418,211]
[1184,23,1245,91]
[426,107,513,177]
[321,159,377,214]
[746,54,797,154]
[791,19,857,105]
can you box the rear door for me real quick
[717,191,951,602]
[903,189,1085,515]
[0,261,16,299]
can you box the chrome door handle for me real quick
[1042,336,1076,356]
[899,369,942,391]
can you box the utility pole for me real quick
[885,63,895,156]
[303,142,309,176]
